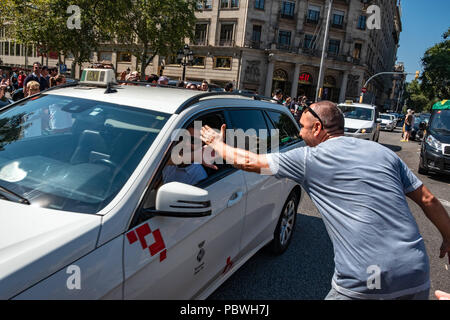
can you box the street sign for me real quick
[59,64,67,74]
[362,87,367,93]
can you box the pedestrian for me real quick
[18,70,26,88]
[23,62,48,95]
[26,80,40,97]
[225,82,234,92]
[157,76,169,85]
[200,80,209,91]
[147,74,159,84]
[272,89,283,104]
[200,100,450,300]
[402,109,413,142]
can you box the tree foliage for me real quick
[421,28,450,100]
[100,0,197,80]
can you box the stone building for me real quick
[0,0,402,105]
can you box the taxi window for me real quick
[227,109,270,154]
[265,111,301,148]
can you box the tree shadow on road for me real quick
[208,214,335,300]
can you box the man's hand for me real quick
[200,124,225,148]
[435,290,450,300]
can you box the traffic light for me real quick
[415,71,420,80]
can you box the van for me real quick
[337,101,381,142]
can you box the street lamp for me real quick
[177,44,194,82]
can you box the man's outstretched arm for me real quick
[407,184,450,263]
[200,124,271,174]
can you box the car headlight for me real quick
[360,127,373,134]
[425,135,442,152]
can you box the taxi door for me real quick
[122,114,247,299]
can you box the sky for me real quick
[397,0,450,82]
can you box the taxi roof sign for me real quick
[432,100,450,110]
[79,68,116,86]
[345,100,354,104]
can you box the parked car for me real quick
[379,113,396,132]
[337,101,381,142]
[419,101,450,175]
[0,69,303,299]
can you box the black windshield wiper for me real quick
[0,185,31,205]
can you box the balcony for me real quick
[279,12,295,20]
[247,40,262,49]
[331,22,345,30]
[301,47,321,57]
[276,43,299,53]
[216,39,235,47]
[192,38,208,46]
[304,15,320,25]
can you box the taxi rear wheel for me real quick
[267,190,299,255]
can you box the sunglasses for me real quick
[299,106,324,128]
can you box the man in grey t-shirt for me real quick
[200,101,450,300]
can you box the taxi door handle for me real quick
[227,191,244,208]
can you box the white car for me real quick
[379,113,396,132]
[337,102,381,142]
[0,69,303,299]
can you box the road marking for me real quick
[438,198,450,208]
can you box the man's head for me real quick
[32,62,41,75]
[200,80,209,91]
[274,89,283,100]
[50,68,58,77]
[41,66,49,77]
[158,76,169,85]
[299,100,344,147]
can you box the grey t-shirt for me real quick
[266,136,430,299]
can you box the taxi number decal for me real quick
[127,223,167,262]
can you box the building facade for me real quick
[0,0,402,106]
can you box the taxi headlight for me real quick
[425,135,442,152]
[360,127,373,134]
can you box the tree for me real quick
[102,0,197,80]
[421,28,450,100]
[2,0,111,78]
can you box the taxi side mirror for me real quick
[376,119,382,124]
[142,182,212,218]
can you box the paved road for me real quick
[209,127,450,300]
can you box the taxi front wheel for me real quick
[267,190,299,255]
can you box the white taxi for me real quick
[337,101,381,142]
[0,69,303,299]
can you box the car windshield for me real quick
[338,105,374,121]
[380,115,391,120]
[0,94,169,214]
[429,110,450,132]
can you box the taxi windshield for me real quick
[380,115,391,120]
[430,110,450,132]
[0,94,169,214]
[338,105,374,121]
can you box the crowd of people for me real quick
[272,88,312,122]
[0,62,67,102]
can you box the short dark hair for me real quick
[275,89,282,95]
[42,66,48,71]
[310,101,344,134]
[225,82,233,92]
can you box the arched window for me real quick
[273,69,288,81]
